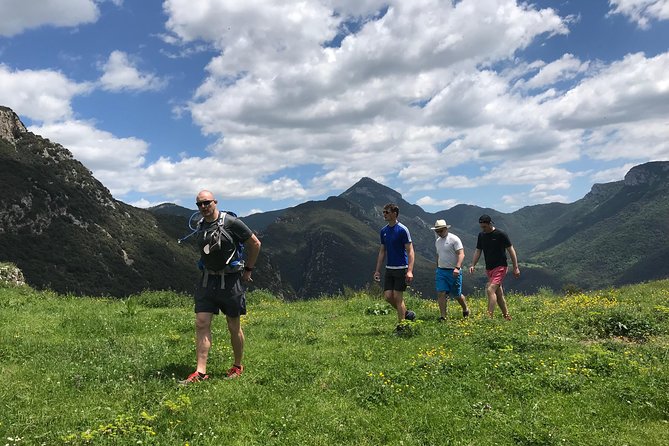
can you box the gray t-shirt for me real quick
[198,212,253,271]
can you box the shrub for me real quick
[365,303,390,315]
[0,262,25,287]
[587,307,660,342]
[395,319,422,337]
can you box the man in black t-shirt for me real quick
[180,190,261,384]
[469,214,520,320]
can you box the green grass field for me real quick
[1,280,668,445]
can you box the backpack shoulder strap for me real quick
[217,211,227,227]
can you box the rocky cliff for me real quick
[0,106,27,144]
[624,161,669,187]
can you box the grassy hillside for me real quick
[531,183,669,290]
[1,281,668,445]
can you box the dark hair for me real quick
[384,203,400,216]
[478,214,493,224]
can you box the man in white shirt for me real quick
[431,219,470,320]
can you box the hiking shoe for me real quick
[463,309,470,318]
[438,316,447,322]
[405,310,416,321]
[225,364,244,379]
[504,313,512,321]
[179,371,209,385]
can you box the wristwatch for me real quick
[244,266,255,272]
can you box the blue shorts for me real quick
[435,268,462,297]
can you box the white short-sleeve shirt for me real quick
[435,232,464,268]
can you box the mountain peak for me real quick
[624,161,669,187]
[147,203,196,218]
[0,106,28,144]
[341,177,403,201]
[339,177,431,221]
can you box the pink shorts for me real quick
[486,266,508,285]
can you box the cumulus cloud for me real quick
[582,118,669,161]
[29,120,148,172]
[590,163,639,183]
[133,156,310,201]
[503,190,568,206]
[0,65,92,122]
[141,0,667,209]
[5,0,667,212]
[608,0,669,28]
[158,0,575,200]
[481,165,576,188]
[98,51,167,92]
[547,52,669,129]
[416,196,459,209]
[0,0,99,36]
[515,54,590,91]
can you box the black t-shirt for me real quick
[198,212,253,271]
[476,228,512,270]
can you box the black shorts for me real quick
[384,268,408,292]
[194,272,246,317]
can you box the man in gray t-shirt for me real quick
[180,190,261,384]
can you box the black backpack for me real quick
[198,211,245,268]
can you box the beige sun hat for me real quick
[430,219,451,230]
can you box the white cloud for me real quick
[481,165,576,187]
[548,52,669,129]
[98,51,167,92]
[531,181,570,192]
[132,156,310,201]
[0,0,99,36]
[503,191,568,206]
[608,0,669,29]
[442,175,478,189]
[0,65,92,122]
[528,192,569,203]
[516,54,590,90]
[5,0,667,213]
[127,198,153,209]
[29,120,148,171]
[160,0,572,199]
[590,163,638,183]
[416,196,459,209]
[582,119,669,161]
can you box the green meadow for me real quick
[1,280,668,445]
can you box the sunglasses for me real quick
[382,210,393,214]
[196,200,214,208]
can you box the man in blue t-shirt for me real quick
[374,203,416,330]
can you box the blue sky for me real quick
[1,0,668,216]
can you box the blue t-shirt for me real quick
[380,222,412,269]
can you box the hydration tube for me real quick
[177,211,203,244]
